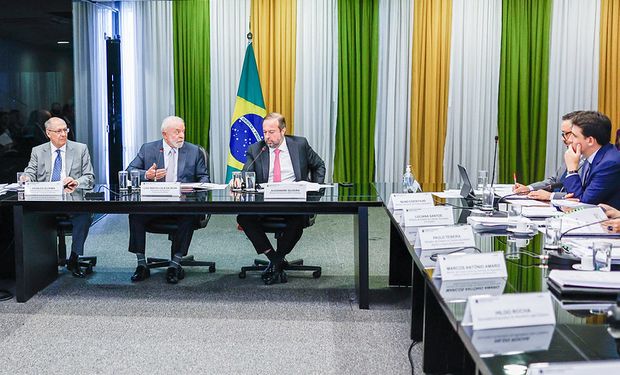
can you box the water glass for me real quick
[231,171,243,191]
[244,171,256,191]
[477,170,488,190]
[118,171,128,191]
[507,204,522,226]
[16,172,28,190]
[130,170,140,190]
[481,185,494,211]
[593,242,613,271]
[544,217,562,249]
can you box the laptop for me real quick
[457,164,475,199]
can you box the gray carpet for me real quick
[0,208,423,374]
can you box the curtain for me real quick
[209,0,251,184]
[73,1,113,184]
[173,0,210,154]
[599,0,620,135]
[410,0,452,192]
[374,0,413,184]
[333,0,379,183]
[545,0,600,178]
[294,0,338,182]
[250,0,297,133]
[498,0,552,184]
[443,0,502,189]
[120,1,175,168]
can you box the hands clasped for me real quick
[145,163,167,181]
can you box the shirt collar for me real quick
[162,140,176,155]
[586,148,599,164]
[270,137,288,154]
[50,142,67,153]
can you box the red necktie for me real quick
[273,148,281,182]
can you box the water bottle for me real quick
[402,165,416,193]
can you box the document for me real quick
[548,269,620,289]
[560,206,609,235]
[181,182,228,190]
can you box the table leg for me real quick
[411,262,425,341]
[354,206,369,309]
[389,220,412,286]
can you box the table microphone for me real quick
[490,135,499,187]
[241,142,267,189]
[559,219,610,239]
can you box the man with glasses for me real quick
[513,111,582,200]
[22,117,95,277]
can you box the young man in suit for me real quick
[126,116,210,284]
[563,111,620,208]
[22,117,95,277]
[237,112,326,285]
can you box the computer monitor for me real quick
[458,164,475,199]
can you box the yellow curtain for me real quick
[599,0,620,138]
[250,0,297,134]
[409,0,452,192]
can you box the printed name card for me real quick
[526,361,620,375]
[439,277,507,301]
[462,292,556,330]
[24,181,63,196]
[403,206,454,227]
[471,324,554,357]
[388,193,435,210]
[433,252,507,280]
[263,183,307,201]
[414,225,475,250]
[140,182,181,197]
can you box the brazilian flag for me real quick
[226,42,266,182]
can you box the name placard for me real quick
[264,183,307,201]
[472,324,554,357]
[404,206,454,227]
[433,252,507,280]
[527,361,620,375]
[414,225,475,250]
[140,182,181,197]
[388,193,435,210]
[439,277,506,301]
[24,181,63,196]
[462,292,556,330]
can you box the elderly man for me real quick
[126,116,210,284]
[22,117,95,277]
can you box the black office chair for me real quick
[57,215,97,273]
[144,214,216,272]
[238,215,321,279]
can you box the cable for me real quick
[96,184,135,198]
[429,246,481,262]
[559,219,610,238]
[408,340,420,375]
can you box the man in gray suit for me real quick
[22,117,95,277]
[237,112,326,285]
[513,111,582,200]
[126,116,210,284]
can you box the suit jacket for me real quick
[563,143,620,208]
[530,165,566,191]
[243,136,326,184]
[24,140,95,188]
[127,140,210,183]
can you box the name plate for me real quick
[388,193,434,210]
[527,361,620,375]
[24,181,63,196]
[439,277,506,301]
[462,292,556,330]
[264,183,307,201]
[140,182,181,196]
[433,252,507,280]
[404,206,454,227]
[472,324,554,357]
[414,225,475,250]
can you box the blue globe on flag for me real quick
[229,113,264,164]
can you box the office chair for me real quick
[57,215,97,273]
[238,215,321,279]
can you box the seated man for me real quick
[513,111,581,200]
[22,117,95,277]
[237,112,326,285]
[563,111,620,208]
[127,116,209,284]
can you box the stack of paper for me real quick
[467,216,512,232]
[521,206,560,218]
[561,207,610,236]
[562,238,620,264]
[548,269,620,299]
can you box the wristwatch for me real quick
[567,169,579,174]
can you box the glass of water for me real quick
[507,204,522,226]
[244,171,256,191]
[118,171,128,191]
[477,170,488,190]
[544,216,562,250]
[481,185,494,211]
[231,171,243,191]
[593,242,613,271]
[130,170,140,191]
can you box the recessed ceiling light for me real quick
[57,41,70,45]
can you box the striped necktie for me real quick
[51,149,62,181]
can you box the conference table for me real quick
[2,183,382,308]
[377,183,620,374]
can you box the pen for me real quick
[513,172,517,185]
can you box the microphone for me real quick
[559,219,610,239]
[490,135,499,187]
[243,142,267,174]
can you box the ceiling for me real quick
[0,0,72,49]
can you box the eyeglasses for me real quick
[48,128,70,134]
[561,131,572,140]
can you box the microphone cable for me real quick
[429,246,481,262]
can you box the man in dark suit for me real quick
[127,116,210,284]
[237,112,326,285]
[22,117,95,277]
[563,111,620,208]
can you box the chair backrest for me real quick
[615,129,620,151]
[261,214,316,234]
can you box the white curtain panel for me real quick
[209,0,251,184]
[119,1,175,168]
[294,0,338,182]
[73,1,113,184]
[374,0,413,184]
[444,0,502,189]
[545,0,600,177]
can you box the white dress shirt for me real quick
[163,141,178,182]
[49,142,67,181]
[268,138,295,183]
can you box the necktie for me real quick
[273,148,281,182]
[51,149,62,181]
[166,148,177,182]
[580,160,590,187]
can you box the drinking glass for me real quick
[481,185,494,211]
[507,204,522,226]
[118,171,128,191]
[477,170,488,190]
[244,171,256,191]
[544,217,562,249]
[16,172,28,190]
[130,170,140,190]
[231,171,243,191]
[593,242,613,271]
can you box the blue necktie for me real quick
[579,161,590,187]
[51,149,62,182]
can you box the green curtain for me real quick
[173,0,210,150]
[333,0,379,183]
[498,0,552,184]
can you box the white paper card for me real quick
[263,182,307,201]
[140,182,181,196]
[462,292,556,330]
[433,252,507,280]
[403,206,454,227]
[415,225,475,250]
[388,193,435,210]
[472,324,554,356]
[527,361,620,375]
[439,278,506,301]
[24,181,63,196]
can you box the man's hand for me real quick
[145,163,166,180]
[527,189,551,201]
[564,143,581,171]
[513,183,530,193]
[63,176,78,189]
